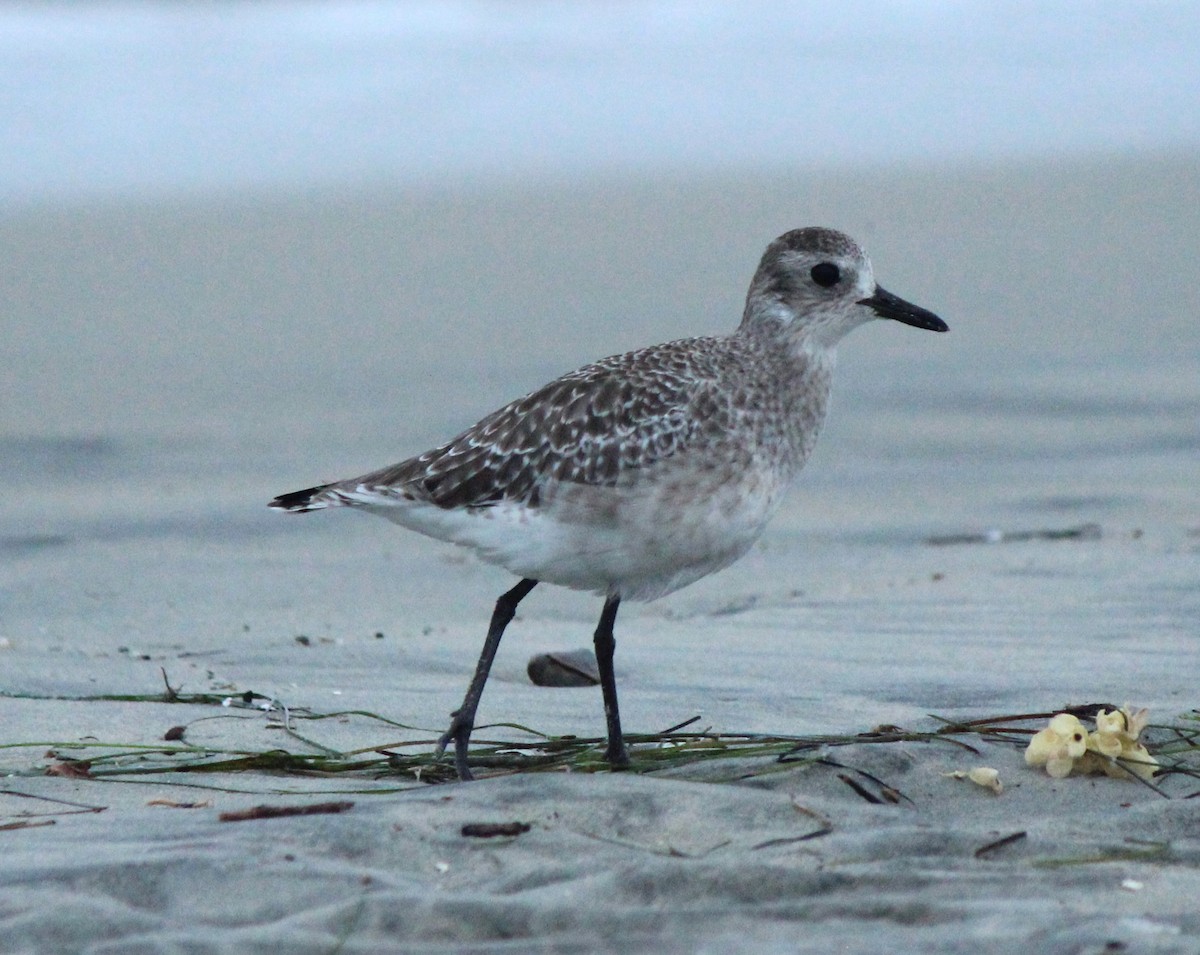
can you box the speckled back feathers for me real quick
[345,333,812,510]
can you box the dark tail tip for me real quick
[269,484,333,512]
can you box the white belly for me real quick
[368,454,793,602]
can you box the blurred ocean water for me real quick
[2,0,1199,205]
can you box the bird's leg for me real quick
[593,594,630,769]
[437,578,538,781]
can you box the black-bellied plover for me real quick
[270,227,947,780]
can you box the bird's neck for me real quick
[730,320,838,473]
[736,305,841,370]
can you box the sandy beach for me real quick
[2,151,1199,953]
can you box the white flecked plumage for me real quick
[271,226,947,779]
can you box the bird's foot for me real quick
[436,710,476,781]
[604,738,631,771]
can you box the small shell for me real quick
[944,767,1003,794]
[527,649,601,687]
[967,767,1003,793]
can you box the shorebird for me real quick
[270,227,947,780]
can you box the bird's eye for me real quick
[810,263,840,288]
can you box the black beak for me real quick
[859,285,948,332]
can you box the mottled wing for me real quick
[355,338,730,509]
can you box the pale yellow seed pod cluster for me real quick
[1024,706,1157,782]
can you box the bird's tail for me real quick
[268,483,339,513]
